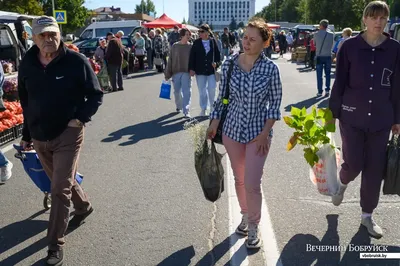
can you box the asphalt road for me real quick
[0,54,399,266]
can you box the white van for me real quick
[77,20,142,42]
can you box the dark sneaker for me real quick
[246,224,262,249]
[118,87,124,91]
[68,207,94,229]
[316,93,322,97]
[235,214,248,236]
[46,249,64,266]
[325,91,330,97]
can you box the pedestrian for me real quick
[309,34,316,70]
[0,63,13,183]
[214,33,223,61]
[18,16,103,265]
[329,1,399,238]
[94,38,107,65]
[221,27,231,59]
[105,31,124,92]
[168,25,180,46]
[154,28,165,73]
[277,30,287,57]
[189,24,221,116]
[314,19,335,97]
[207,17,283,249]
[165,28,193,118]
[286,32,294,52]
[337,27,353,52]
[134,32,146,71]
[106,32,114,43]
[147,30,155,70]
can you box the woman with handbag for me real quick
[189,24,221,116]
[329,1,400,238]
[207,18,283,249]
[134,32,146,71]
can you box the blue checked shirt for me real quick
[210,53,283,143]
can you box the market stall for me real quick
[1,61,25,145]
[142,14,182,29]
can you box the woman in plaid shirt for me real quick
[208,18,283,249]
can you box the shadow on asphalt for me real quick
[158,234,252,266]
[157,246,195,266]
[284,96,330,112]
[278,214,400,266]
[0,210,48,265]
[102,112,208,146]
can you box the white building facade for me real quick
[188,0,256,31]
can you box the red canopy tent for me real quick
[143,14,182,29]
[267,23,280,29]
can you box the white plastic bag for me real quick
[309,133,341,196]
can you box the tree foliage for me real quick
[238,21,245,28]
[229,16,238,31]
[135,0,156,17]
[256,0,383,30]
[182,17,187,24]
[0,0,44,15]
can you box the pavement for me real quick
[0,53,400,266]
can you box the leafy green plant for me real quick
[284,106,337,167]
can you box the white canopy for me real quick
[183,24,199,32]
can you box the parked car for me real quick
[0,11,37,70]
[76,36,134,58]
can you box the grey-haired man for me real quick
[18,16,103,266]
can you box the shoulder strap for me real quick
[318,31,328,56]
[223,60,235,105]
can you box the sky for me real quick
[84,0,268,22]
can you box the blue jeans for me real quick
[0,150,8,167]
[223,48,230,59]
[316,56,332,94]
[172,72,192,115]
[196,74,217,111]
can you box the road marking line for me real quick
[227,156,249,266]
[226,156,283,266]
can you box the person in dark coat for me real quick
[277,30,287,57]
[329,0,400,238]
[188,24,221,116]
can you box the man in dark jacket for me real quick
[105,35,124,92]
[18,16,103,266]
[189,24,221,116]
[168,25,180,46]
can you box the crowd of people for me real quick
[1,0,399,264]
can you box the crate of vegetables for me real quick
[13,123,24,138]
[0,127,15,146]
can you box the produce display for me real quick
[0,101,23,132]
[2,77,19,101]
[1,60,15,74]
[88,58,101,74]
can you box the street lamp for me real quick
[52,0,55,16]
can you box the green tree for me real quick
[135,0,157,17]
[40,0,89,33]
[182,17,187,24]
[198,19,204,26]
[210,23,214,30]
[0,0,43,15]
[390,0,400,18]
[238,21,245,28]
[229,16,238,31]
[279,0,301,22]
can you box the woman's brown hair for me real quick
[179,28,190,38]
[363,1,389,18]
[247,17,272,44]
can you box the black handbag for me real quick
[212,60,235,145]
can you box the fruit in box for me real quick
[0,102,24,132]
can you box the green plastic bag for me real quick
[195,140,225,202]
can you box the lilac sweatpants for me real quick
[223,134,270,225]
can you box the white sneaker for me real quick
[331,178,347,206]
[184,113,191,118]
[361,216,383,238]
[246,224,262,249]
[235,214,248,236]
[0,161,13,182]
